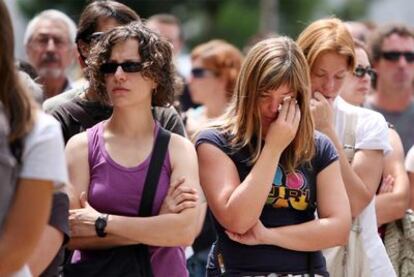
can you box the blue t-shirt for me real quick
[195,129,338,276]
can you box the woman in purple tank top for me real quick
[65,22,204,277]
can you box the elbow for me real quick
[337,230,350,246]
[394,201,408,220]
[179,225,198,247]
[222,219,254,235]
[217,210,257,234]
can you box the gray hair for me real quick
[24,9,77,46]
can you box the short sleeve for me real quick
[194,128,227,151]
[313,132,339,174]
[153,106,187,137]
[20,111,68,189]
[355,109,391,154]
[406,145,414,172]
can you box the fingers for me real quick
[278,96,290,121]
[285,98,299,124]
[172,201,197,213]
[170,191,199,213]
[313,91,328,103]
[293,104,301,130]
[379,175,394,193]
[167,177,186,195]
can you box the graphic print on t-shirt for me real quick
[266,165,309,210]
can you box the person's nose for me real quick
[46,38,57,52]
[398,54,408,67]
[114,66,126,81]
[322,77,335,94]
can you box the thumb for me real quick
[79,192,89,208]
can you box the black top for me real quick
[41,192,70,277]
[195,129,338,276]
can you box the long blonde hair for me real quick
[210,36,315,173]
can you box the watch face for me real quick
[96,218,106,229]
[95,216,107,237]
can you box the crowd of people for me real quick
[1,0,414,276]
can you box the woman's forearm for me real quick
[262,217,350,251]
[106,208,199,247]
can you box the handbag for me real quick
[323,218,370,277]
[384,209,414,277]
[323,109,371,277]
[63,127,171,277]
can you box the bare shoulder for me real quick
[169,133,196,156]
[65,132,88,161]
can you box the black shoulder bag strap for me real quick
[137,127,171,277]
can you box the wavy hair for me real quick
[87,22,179,106]
[209,36,315,172]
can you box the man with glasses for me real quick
[43,1,186,143]
[24,9,77,99]
[366,23,414,154]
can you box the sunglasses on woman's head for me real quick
[381,51,414,63]
[354,65,376,78]
[191,68,215,78]
[100,62,144,74]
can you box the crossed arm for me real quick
[198,142,351,251]
[376,128,409,225]
[66,133,203,250]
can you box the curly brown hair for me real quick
[87,22,180,107]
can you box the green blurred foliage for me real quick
[17,0,369,50]
[278,0,325,39]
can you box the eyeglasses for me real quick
[191,68,216,78]
[381,51,414,63]
[354,66,376,78]
[100,62,144,74]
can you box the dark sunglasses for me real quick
[191,68,216,78]
[381,51,414,63]
[354,66,376,78]
[100,62,144,74]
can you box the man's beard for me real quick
[37,52,65,79]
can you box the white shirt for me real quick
[20,111,68,188]
[333,96,395,277]
[9,111,68,277]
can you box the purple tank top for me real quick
[72,121,188,277]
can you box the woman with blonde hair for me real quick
[186,39,243,137]
[297,17,396,276]
[195,36,351,276]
